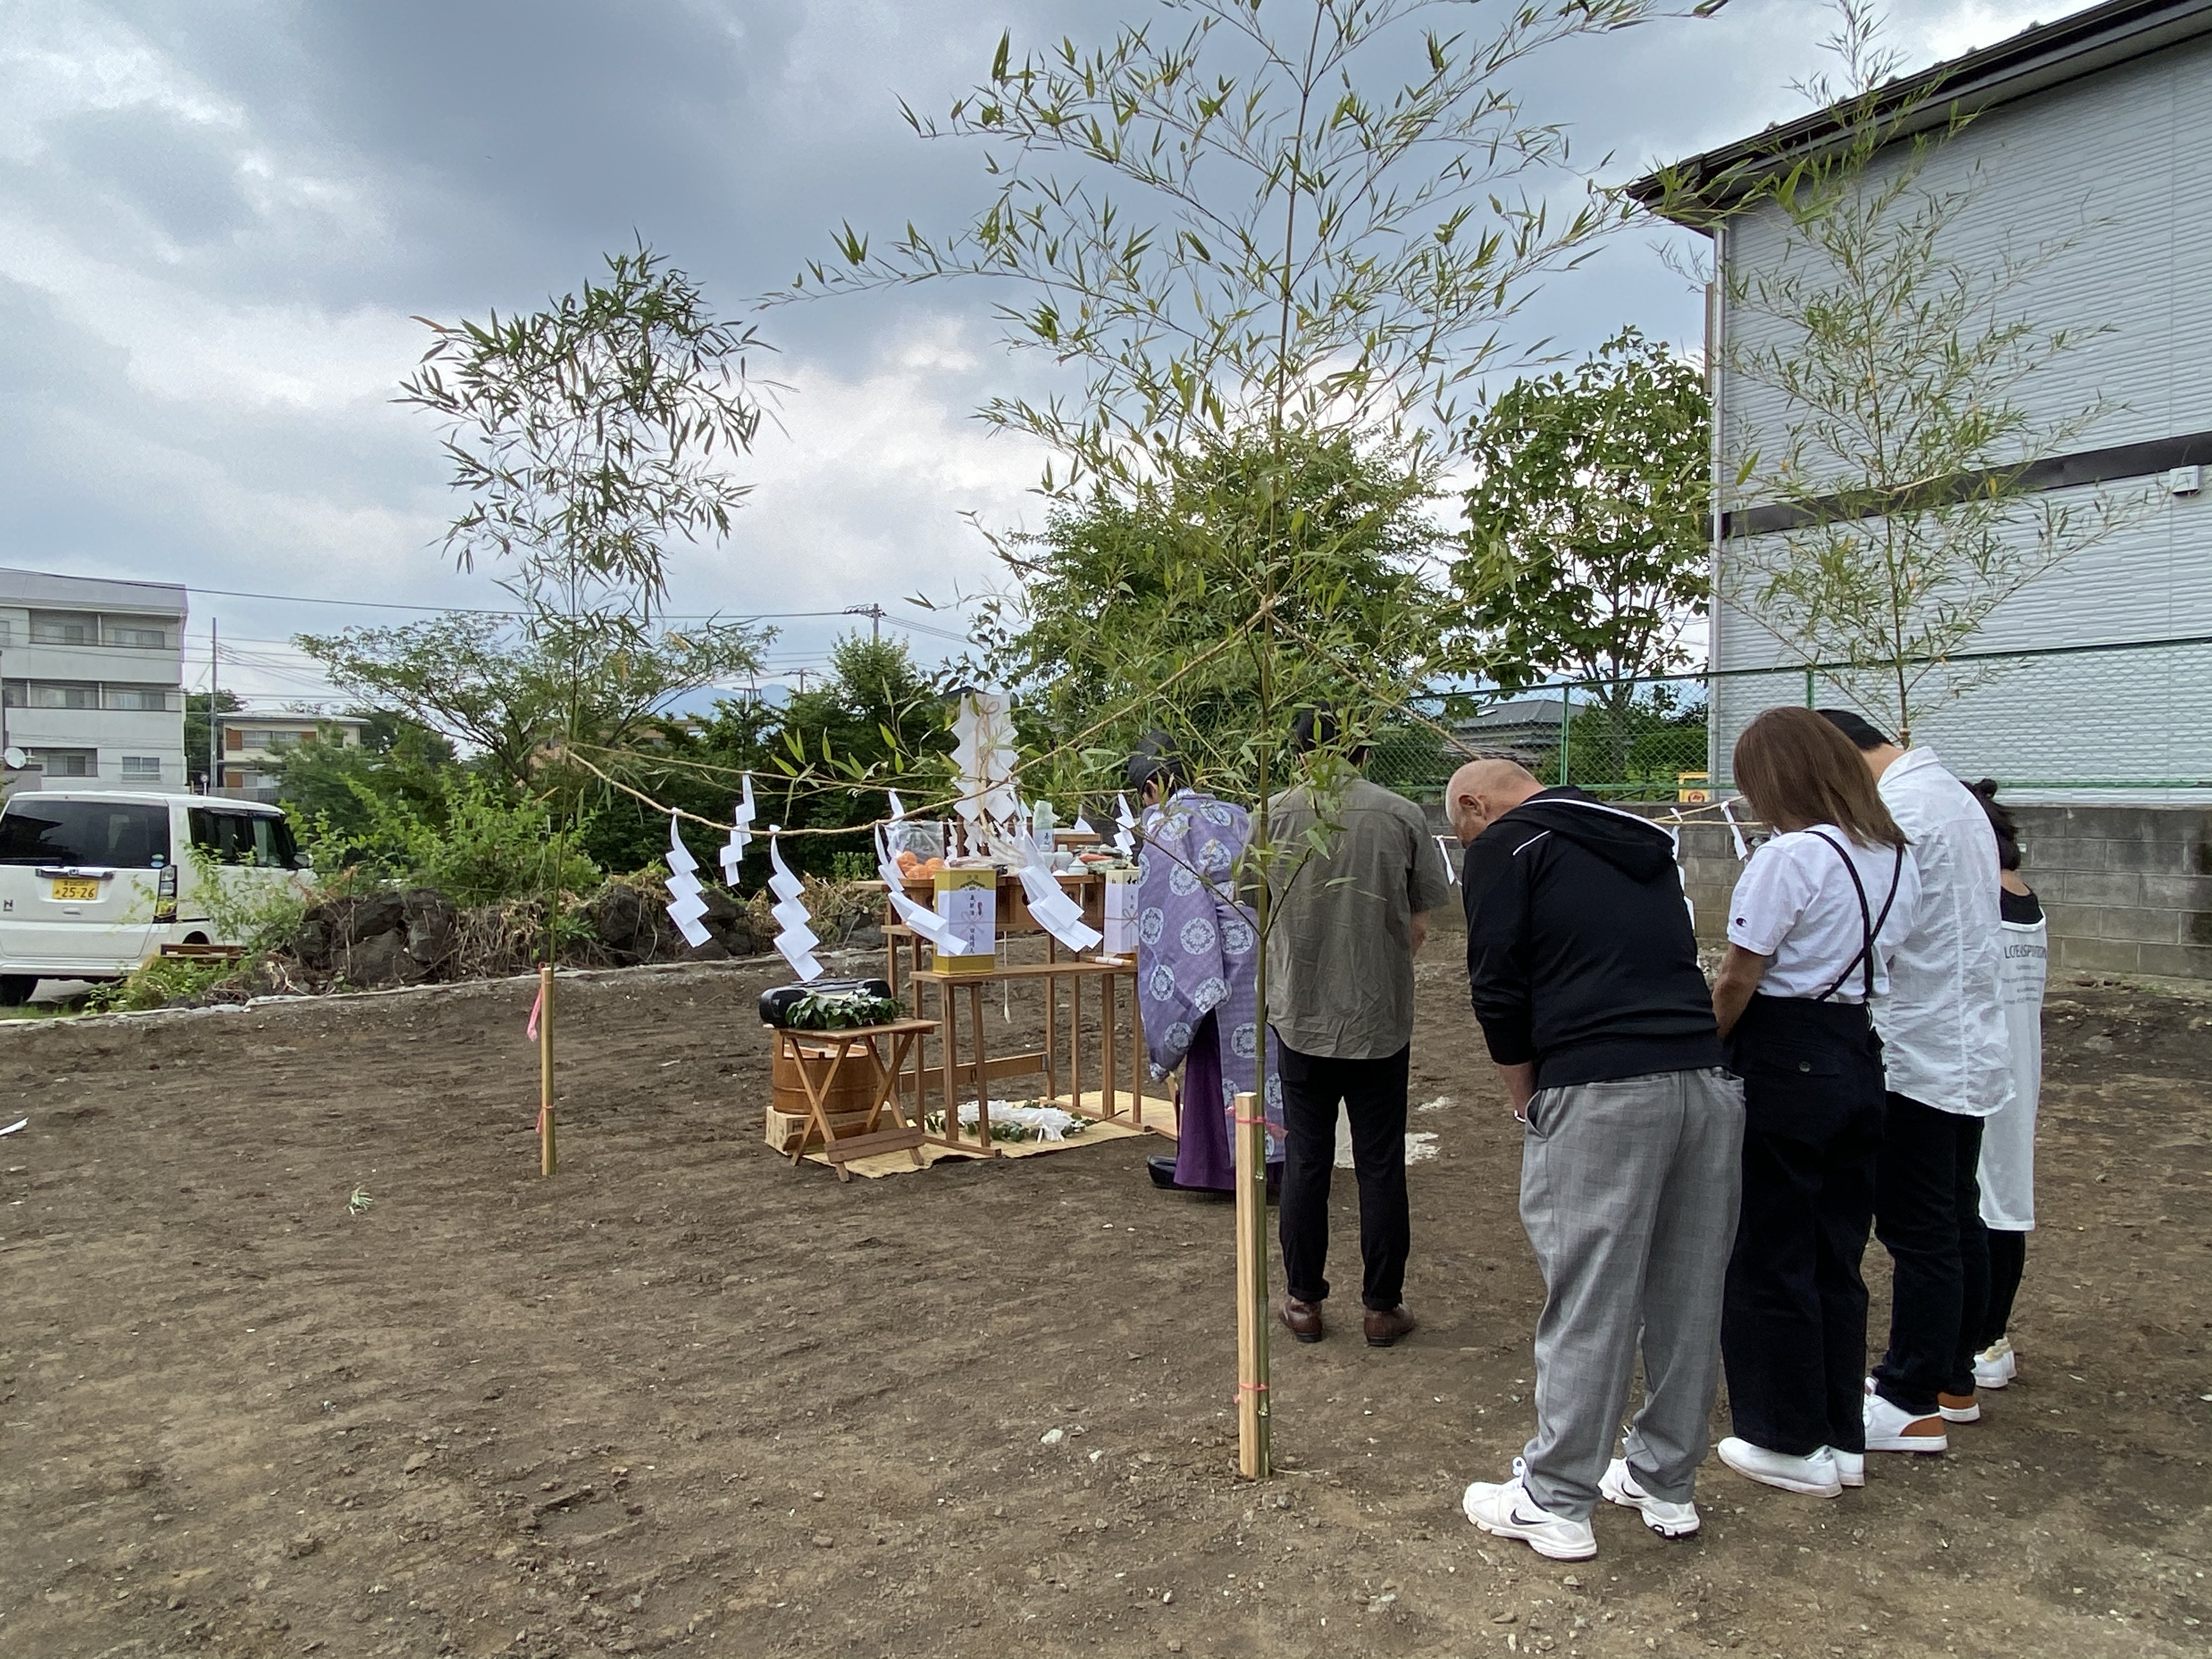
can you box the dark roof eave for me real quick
[1627,0,2212,225]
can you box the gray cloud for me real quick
[0,0,2056,701]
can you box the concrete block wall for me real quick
[2013,804,2212,980]
[1423,800,2212,982]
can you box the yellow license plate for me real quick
[50,877,101,901]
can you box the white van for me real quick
[0,791,312,1005]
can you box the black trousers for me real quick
[1277,1041,1409,1312]
[1871,1094,1988,1413]
[1979,1229,2027,1348]
[1720,995,1887,1457]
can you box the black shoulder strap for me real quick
[1807,831,1905,1002]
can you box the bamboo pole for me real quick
[1232,1087,1270,1479]
[538,964,557,1177]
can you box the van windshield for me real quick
[0,800,173,868]
[188,808,303,869]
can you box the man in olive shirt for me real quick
[1267,710,1454,1346]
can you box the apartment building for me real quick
[0,567,188,792]
[216,711,367,803]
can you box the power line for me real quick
[180,581,919,627]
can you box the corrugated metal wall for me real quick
[1710,32,2212,788]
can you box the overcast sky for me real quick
[0,0,2053,707]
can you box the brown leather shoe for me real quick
[1279,1297,1324,1344]
[1363,1305,1418,1347]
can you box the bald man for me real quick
[1448,759,1742,1562]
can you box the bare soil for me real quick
[3,947,2208,1658]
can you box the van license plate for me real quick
[50,877,101,901]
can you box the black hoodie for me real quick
[1462,786,1721,1090]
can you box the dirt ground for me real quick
[3,942,2209,1659]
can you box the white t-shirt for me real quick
[1727,827,1922,1002]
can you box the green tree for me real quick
[1455,327,1711,781]
[184,690,243,792]
[1652,0,2133,742]
[975,432,1443,788]
[273,711,458,844]
[769,636,952,871]
[294,612,766,796]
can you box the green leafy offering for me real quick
[786,990,903,1030]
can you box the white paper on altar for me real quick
[663,813,713,948]
[766,829,823,980]
[1017,838,1101,953]
[1102,867,1140,955]
[1114,793,1137,857]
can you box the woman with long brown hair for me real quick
[1709,706,1922,1498]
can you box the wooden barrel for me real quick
[766,1037,885,1152]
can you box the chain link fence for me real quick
[1371,634,2212,803]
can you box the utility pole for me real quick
[845,603,885,643]
[793,668,811,695]
[208,618,219,796]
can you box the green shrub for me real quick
[86,955,238,1013]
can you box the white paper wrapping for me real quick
[1114,792,1137,857]
[663,813,713,948]
[766,828,823,981]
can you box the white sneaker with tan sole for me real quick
[1864,1391,1948,1453]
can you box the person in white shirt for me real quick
[1820,710,2012,1453]
[1709,708,1922,1496]
[1965,780,2046,1391]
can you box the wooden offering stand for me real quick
[878,877,1170,1158]
[768,1018,937,1182]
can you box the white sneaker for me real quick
[1973,1338,2017,1390]
[1829,1448,1865,1488]
[1864,1391,1948,1453]
[1599,1458,1701,1537]
[1462,1466,1598,1561]
[1715,1437,1843,1498]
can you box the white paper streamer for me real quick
[1114,793,1137,857]
[950,690,1021,842]
[664,814,713,948]
[719,774,756,886]
[873,825,962,952]
[1720,797,1750,861]
[889,789,905,821]
[1667,822,1695,926]
[1071,813,1094,836]
[766,828,823,981]
[1016,837,1102,953]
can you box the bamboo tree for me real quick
[396,245,777,955]
[1653,0,2137,743]
[787,0,1686,1474]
